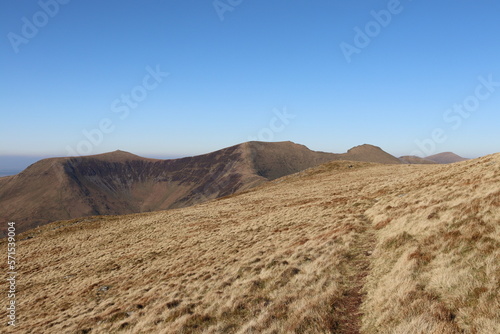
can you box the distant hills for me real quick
[0,141,469,235]
[425,152,469,164]
[400,152,469,164]
[399,156,437,164]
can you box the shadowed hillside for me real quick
[0,141,401,236]
[3,153,498,333]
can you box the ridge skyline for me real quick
[0,140,474,177]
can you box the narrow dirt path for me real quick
[329,213,376,334]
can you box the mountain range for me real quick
[0,141,467,236]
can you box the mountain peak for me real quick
[76,150,155,162]
[347,144,383,153]
[426,152,469,164]
[341,144,401,164]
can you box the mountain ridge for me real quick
[0,141,404,236]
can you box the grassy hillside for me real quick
[2,154,498,333]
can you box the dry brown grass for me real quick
[1,156,499,333]
[362,155,500,334]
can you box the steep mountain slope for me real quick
[426,152,469,164]
[0,144,257,236]
[5,154,498,333]
[0,141,402,236]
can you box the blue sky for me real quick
[1,0,499,164]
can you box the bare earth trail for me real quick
[330,213,376,334]
[2,154,499,333]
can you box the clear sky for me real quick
[1,0,499,161]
